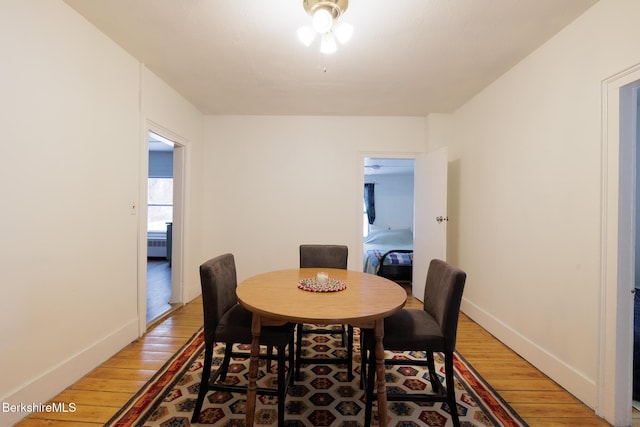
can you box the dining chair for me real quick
[191,253,295,426]
[296,244,354,381]
[360,259,467,427]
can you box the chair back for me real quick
[299,244,348,269]
[423,259,467,351]
[199,253,238,344]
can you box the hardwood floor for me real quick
[13,294,619,426]
[146,259,173,324]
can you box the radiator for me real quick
[147,238,167,257]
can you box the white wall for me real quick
[0,2,203,424]
[446,0,640,411]
[202,116,425,279]
[142,68,205,302]
[365,173,415,231]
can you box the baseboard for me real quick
[1,318,139,426]
[460,298,597,408]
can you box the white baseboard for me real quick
[1,318,139,426]
[460,298,597,408]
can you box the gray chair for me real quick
[361,259,467,427]
[191,254,295,426]
[296,244,354,381]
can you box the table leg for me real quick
[374,318,388,427]
[246,313,261,426]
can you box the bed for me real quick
[363,228,414,284]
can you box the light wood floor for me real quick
[13,294,626,426]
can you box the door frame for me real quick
[358,152,420,280]
[137,120,187,335]
[600,63,640,425]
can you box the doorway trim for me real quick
[137,120,187,336]
[357,152,418,276]
[600,63,640,425]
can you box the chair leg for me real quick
[444,351,460,427]
[341,324,348,347]
[288,332,295,385]
[277,343,287,427]
[359,331,368,389]
[266,345,273,371]
[296,323,354,382]
[191,343,213,423]
[347,325,354,381]
[218,343,233,381]
[364,343,376,427]
[426,351,442,394]
[295,323,304,381]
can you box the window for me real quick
[148,178,173,232]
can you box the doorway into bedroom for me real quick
[602,64,640,425]
[629,82,640,416]
[363,157,415,296]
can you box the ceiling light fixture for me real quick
[297,0,353,54]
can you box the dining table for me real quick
[236,267,408,427]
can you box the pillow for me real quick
[368,224,390,233]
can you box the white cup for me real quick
[316,271,329,284]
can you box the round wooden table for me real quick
[236,268,407,427]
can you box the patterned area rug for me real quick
[106,326,528,427]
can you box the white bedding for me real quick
[362,228,413,274]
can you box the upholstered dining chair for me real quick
[191,254,295,426]
[361,259,467,427]
[296,244,354,381]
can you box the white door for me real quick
[412,147,448,300]
[601,67,640,425]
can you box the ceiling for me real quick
[149,131,174,152]
[64,0,598,116]
[365,158,414,176]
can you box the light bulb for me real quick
[297,26,316,47]
[333,21,353,44]
[320,33,337,54]
[312,8,333,34]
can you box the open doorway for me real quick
[601,65,640,425]
[617,78,640,421]
[146,131,177,324]
[629,83,640,416]
[362,157,415,296]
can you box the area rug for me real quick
[106,327,528,427]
